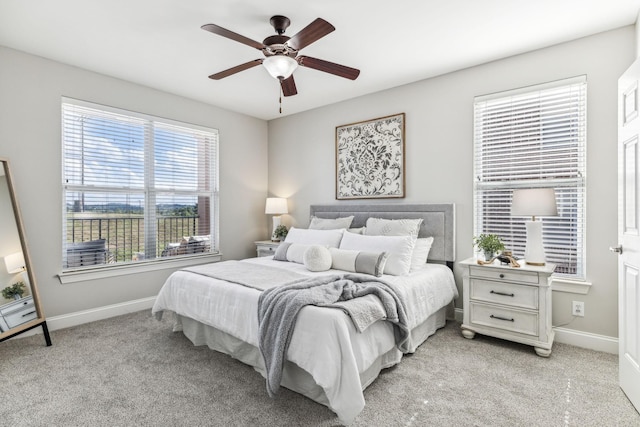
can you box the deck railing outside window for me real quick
[66,215,201,262]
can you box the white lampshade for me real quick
[263,56,298,80]
[511,188,557,266]
[265,197,288,215]
[4,251,25,274]
[511,188,558,219]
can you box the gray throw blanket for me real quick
[257,273,409,397]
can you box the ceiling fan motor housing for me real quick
[270,15,291,35]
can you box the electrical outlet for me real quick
[572,301,585,317]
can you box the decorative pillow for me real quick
[286,243,312,264]
[309,216,354,230]
[329,248,388,277]
[303,245,333,272]
[410,237,434,271]
[284,227,345,248]
[339,232,416,276]
[273,242,291,261]
[273,242,313,264]
[365,218,423,237]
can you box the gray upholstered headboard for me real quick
[309,204,455,266]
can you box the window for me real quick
[61,98,219,270]
[473,76,586,279]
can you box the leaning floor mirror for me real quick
[0,157,51,345]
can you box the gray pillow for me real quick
[273,242,291,261]
[309,215,354,230]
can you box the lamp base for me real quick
[524,220,547,266]
[271,215,282,241]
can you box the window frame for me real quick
[473,76,587,280]
[60,98,220,279]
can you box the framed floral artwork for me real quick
[335,113,405,199]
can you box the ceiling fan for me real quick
[201,15,360,97]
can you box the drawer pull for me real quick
[490,314,515,322]
[490,290,515,297]
[21,311,36,318]
[499,273,505,278]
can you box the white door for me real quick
[617,58,640,413]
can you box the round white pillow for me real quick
[303,245,332,272]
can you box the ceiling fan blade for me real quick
[280,75,298,97]
[286,18,335,51]
[209,59,263,80]
[297,56,360,80]
[201,23,265,50]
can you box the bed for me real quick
[152,203,457,425]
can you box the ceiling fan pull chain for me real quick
[279,83,283,114]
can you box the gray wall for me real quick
[0,46,269,317]
[267,26,635,339]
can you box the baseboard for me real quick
[553,327,618,354]
[20,299,619,355]
[15,296,156,338]
[454,309,617,354]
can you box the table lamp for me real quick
[265,197,288,241]
[511,188,557,266]
[4,251,30,286]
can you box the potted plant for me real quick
[273,224,288,242]
[2,281,26,301]
[473,234,505,261]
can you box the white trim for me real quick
[553,326,618,354]
[58,253,221,284]
[551,277,592,294]
[17,300,618,356]
[12,296,157,339]
[475,75,587,102]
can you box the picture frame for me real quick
[335,113,405,200]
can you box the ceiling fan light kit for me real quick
[262,55,298,80]
[201,15,360,104]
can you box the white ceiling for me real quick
[1,0,639,121]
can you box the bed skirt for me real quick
[174,306,448,420]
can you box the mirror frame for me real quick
[0,157,51,345]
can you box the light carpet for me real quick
[0,310,638,426]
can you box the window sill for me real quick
[58,253,222,284]
[551,277,592,295]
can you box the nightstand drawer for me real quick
[2,300,37,329]
[257,247,277,257]
[469,265,539,285]
[470,279,538,310]
[469,302,538,337]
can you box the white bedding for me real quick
[152,257,458,424]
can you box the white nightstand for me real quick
[460,257,556,357]
[255,240,281,257]
[0,295,37,332]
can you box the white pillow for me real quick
[329,248,388,277]
[309,216,354,230]
[365,217,423,237]
[284,227,345,248]
[303,245,333,272]
[339,232,416,276]
[410,237,434,271]
[286,244,311,264]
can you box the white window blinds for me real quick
[473,76,586,278]
[62,99,219,270]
